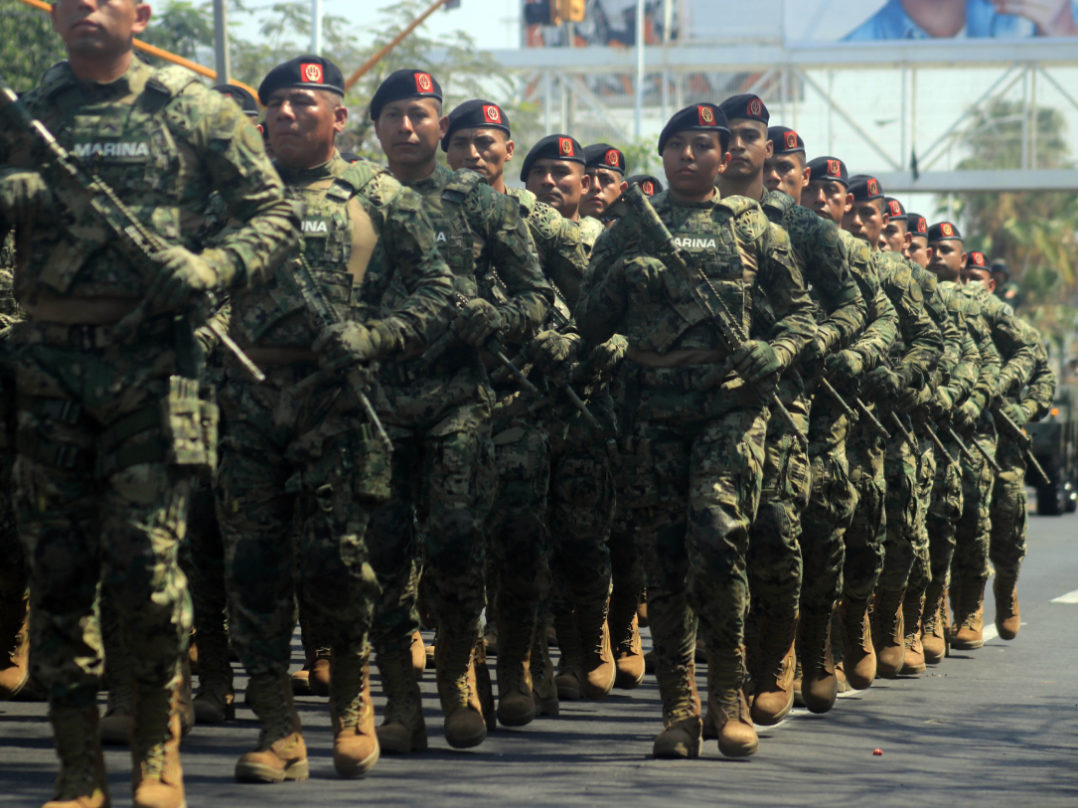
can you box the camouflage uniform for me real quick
[369,165,548,744]
[0,58,296,801]
[750,192,865,660]
[577,191,815,751]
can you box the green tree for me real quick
[0,1,65,93]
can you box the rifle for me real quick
[286,254,392,454]
[993,404,1051,486]
[922,420,957,465]
[611,186,808,450]
[538,288,606,432]
[0,85,265,383]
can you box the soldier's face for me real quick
[964,267,995,292]
[52,0,150,56]
[445,127,514,187]
[882,217,910,255]
[581,167,627,218]
[724,120,772,180]
[525,159,588,218]
[763,153,808,205]
[805,179,850,224]
[843,199,887,246]
[927,239,966,281]
[375,98,447,168]
[908,235,930,267]
[265,88,346,170]
[662,131,727,202]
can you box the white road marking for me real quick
[982,625,999,643]
[1050,589,1078,604]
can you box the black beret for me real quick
[369,68,442,121]
[905,212,928,236]
[927,221,963,242]
[719,93,769,125]
[768,125,805,155]
[584,143,626,175]
[848,174,884,202]
[990,259,1010,277]
[213,83,259,118]
[657,104,729,155]
[884,197,905,218]
[967,250,989,270]
[806,156,848,186]
[258,55,345,105]
[626,174,663,197]
[441,99,511,151]
[520,134,585,182]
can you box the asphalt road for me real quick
[4,509,1078,808]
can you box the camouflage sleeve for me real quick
[193,298,230,356]
[793,209,865,350]
[965,299,1002,410]
[527,201,589,307]
[850,287,898,372]
[878,258,941,388]
[755,218,816,369]
[470,184,551,343]
[183,87,299,289]
[574,235,630,347]
[1021,344,1057,421]
[984,296,1039,395]
[374,186,456,358]
[914,264,962,383]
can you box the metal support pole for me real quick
[634,0,645,139]
[311,0,323,55]
[1021,64,1030,170]
[212,0,230,85]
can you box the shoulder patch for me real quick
[442,167,485,202]
[148,65,202,98]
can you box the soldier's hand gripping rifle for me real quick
[536,288,606,432]
[993,402,1051,486]
[0,85,265,383]
[612,185,809,450]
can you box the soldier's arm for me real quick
[966,301,1002,412]
[880,263,941,388]
[799,212,866,351]
[191,91,299,289]
[373,186,456,358]
[987,297,1039,396]
[849,286,898,373]
[528,201,589,307]
[575,238,629,347]
[757,219,816,369]
[916,265,962,382]
[471,185,551,343]
[1021,345,1057,422]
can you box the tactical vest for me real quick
[19,62,214,298]
[412,167,484,300]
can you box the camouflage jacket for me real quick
[508,187,588,320]
[577,215,606,253]
[577,191,815,372]
[837,228,897,372]
[1017,320,1055,421]
[0,229,21,327]
[873,248,941,388]
[403,164,550,345]
[899,256,962,383]
[0,58,296,307]
[231,154,454,359]
[934,280,981,405]
[963,281,1038,399]
[956,283,1002,412]
[760,190,865,352]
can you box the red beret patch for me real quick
[941,222,954,237]
[301,62,323,84]
[970,251,986,267]
[917,218,927,234]
[889,201,901,217]
[698,105,715,126]
[748,97,763,117]
[559,137,574,157]
[641,180,654,196]
[784,131,798,150]
[826,159,841,177]
[867,178,879,196]
[415,72,433,93]
[605,149,620,167]
[483,104,502,123]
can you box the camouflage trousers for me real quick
[368,398,494,657]
[0,455,26,635]
[926,431,964,591]
[182,480,230,684]
[952,422,998,581]
[486,415,551,638]
[877,416,924,595]
[902,429,937,601]
[843,414,887,601]
[798,400,856,616]
[216,362,384,678]
[9,322,201,707]
[747,377,809,621]
[989,435,1027,579]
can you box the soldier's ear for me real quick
[133,3,152,35]
[618,180,628,194]
[333,103,348,135]
[843,192,854,213]
[799,165,810,189]
[505,139,515,161]
[438,115,450,138]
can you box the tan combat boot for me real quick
[43,705,110,808]
[577,598,616,700]
[920,581,948,664]
[552,608,583,701]
[329,654,379,778]
[750,612,797,725]
[234,672,308,783]
[840,596,876,689]
[495,611,536,727]
[899,592,926,675]
[872,588,906,678]
[0,590,29,700]
[607,586,645,690]
[707,646,758,758]
[409,631,427,678]
[652,659,702,759]
[993,573,1020,640]
[435,626,487,749]
[950,576,987,650]
[191,626,234,724]
[130,683,185,808]
[798,608,837,714]
[530,619,559,716]
[375,646,428,754]
[291,611,331,697]
[636,589,649,628]
[474,638,497,733]
[99,677,133,747]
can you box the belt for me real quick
[626,347,726,368]
[25,296,139,325]
[15,317,171,350]
[241,346,318,365]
